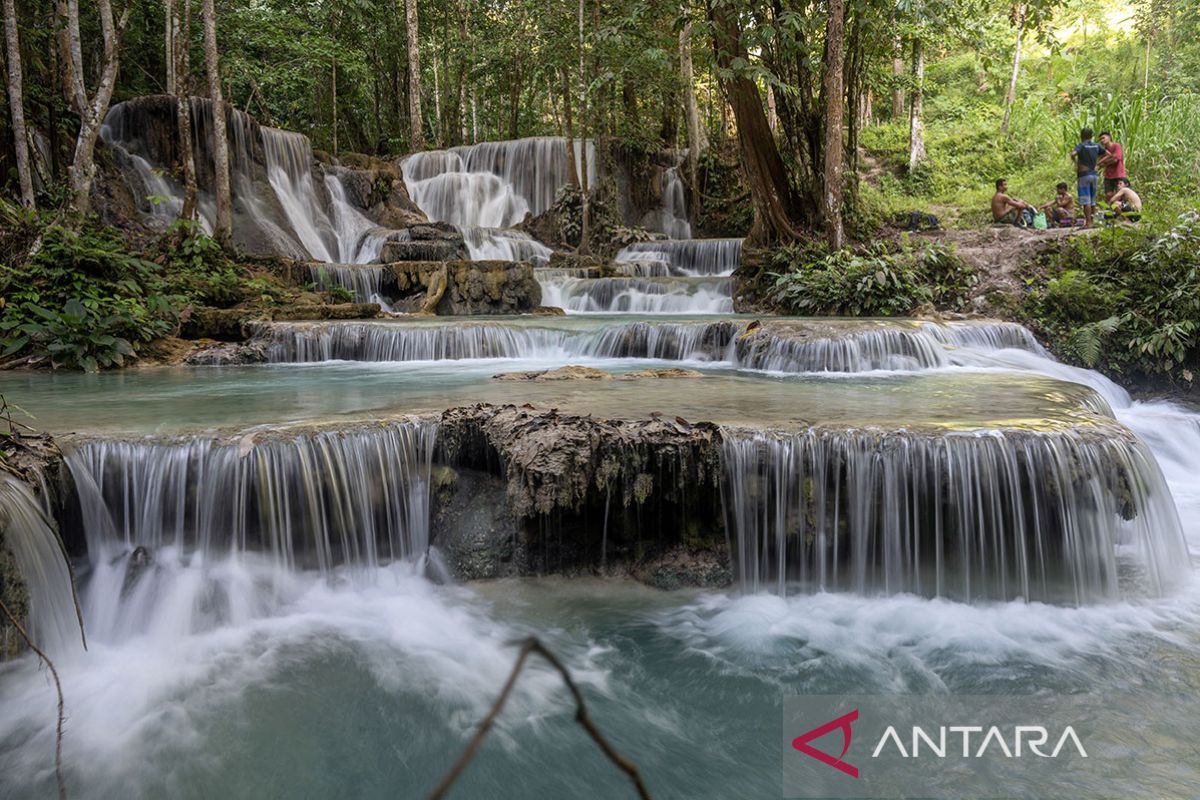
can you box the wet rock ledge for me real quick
[433,404,730,588]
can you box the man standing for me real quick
[1071,127,1105,228]
[1098,132,1127,201]
[992,178,1035,226]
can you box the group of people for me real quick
[992,127,1142,229]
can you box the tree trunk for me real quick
[1000,3,1025,134]
[66,0,127,213]
[907,36,926,172]
[891,35,904,121]
[706,1,801,243]
[576,0,590,255]
[432,55,442,146]
[3,0,35,208]
[821,0,846,249]
[165,0,176,94]
[679,17,707,194]
[200,0,232,244]
[560,67,579,188]
[405,0,422,149]
[331,54,338,155]
[173,0,197,221]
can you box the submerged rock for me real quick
[492,365,704,382]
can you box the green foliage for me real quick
[0,215,178,370]
[768,239,976,316]
[1021,212,1200,384]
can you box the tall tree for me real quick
[907,35,926,171]
[679,14,707,195]
[1000,3,1026,133]
[821,0,847,248]
[405,0,422,149]
[576,0,591,254]
[174,0,198,222]
[200,0,232,244]
[3,0,35,208]
[706,0,800,243]
[891,35,905,121]
[64,0,129,213]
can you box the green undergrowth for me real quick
[0,205,292,371]
[1020,212,1200,389]
[766,238,977,316]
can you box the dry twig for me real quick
[427,636,652,800]
[0,596,67,800]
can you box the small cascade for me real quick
[656,166,691,239]
[538,275,733,314]
[65,422,437,573]
[614,239,743,277]
[459,227,552,264]
[0,474,81,656]
[719,428,1190,603]
[252,319,1048,368]
[401,138,595,226]
[307,264,389,306]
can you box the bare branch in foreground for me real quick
[0,596,67,800]
[427,636,652,800]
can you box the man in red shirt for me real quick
[1098,132,1126,201]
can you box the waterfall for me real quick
[101,98,385,264]
[719,427,1190,603]
[656,166,691,239]
[250,319,1045,369]
[402,138,595,226]
[307,265,389,306]
[0,474,80,656]
[64,422,437,574]
[459,227,552,264]
[537,276,733,314]
[614,239,743,277]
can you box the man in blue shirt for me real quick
[1072,127,1105,228]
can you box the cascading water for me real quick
[65,421,437,574]
[101,98,386,264]
[613,239,743,277]
[537,276,734,314]
[719,427,1190,604]
[250,318,1040,369]
[307,265,390,307]
[655,166,692,239]
[401,138,592,268]
[0,474,81,657]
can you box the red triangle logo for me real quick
[791,708,859,778]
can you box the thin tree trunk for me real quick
[471,89,478,143]
[331,54,338,155]
[706,0,801,242]
[576,0,590,255]
[173,0,197,221]
[679,16,706,194]
[200,0,232,244]
[64,0,85,114]
[3,0,35,208]
[432,55,442,146]
[907,36,926,172]
[66,0,128,213]
[891,35,904,121]
[561,67,578,189]
[1000,3,1025,134]
[821,0,846,249]
[405,0,422,149]
[165,0,176,94]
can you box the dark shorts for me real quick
[1104,177,1126,195]
[1078,174,1098,207]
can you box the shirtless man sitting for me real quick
[1039,182,1076,227]
[992,178,1034,226]
[1108,179,1142,220]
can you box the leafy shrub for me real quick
[768,239,976,316]
[1,217,178,370]
[1021,212,1200,384]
